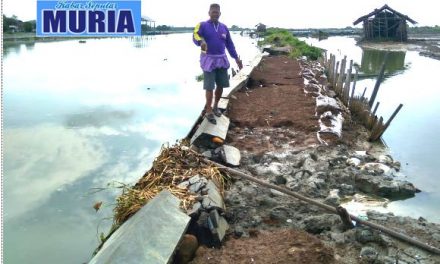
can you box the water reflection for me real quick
[359,48,406,75]
[129,35,154,48]
[3,41,37,56]
[65,107,134,128]
[2,42,22,56]
[3,125,107,221]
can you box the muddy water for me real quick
[2,33,260,264]
[302,36,440,223]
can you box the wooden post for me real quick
[349,68,359,105]
[333,61,340,88]
[385,14,389,39]
[344,60,353,105]
[332,55,336,83]
[360,87,367,101]
[328,54,335,83]
[372,102,380,115]
[377,104,403,138]
[337,56,347,94]
[369,52,389,109]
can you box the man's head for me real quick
[209,3,221,23]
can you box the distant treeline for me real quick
[408,25,440,34]
[3,15,36,33]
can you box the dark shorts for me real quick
[203,68,230,90]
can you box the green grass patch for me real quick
[195,73,204,82]
[260,28,323,60]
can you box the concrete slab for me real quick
[217,98,229,111]
[89,190,190,264]
[190,115,230,149]
[224,53,265,97]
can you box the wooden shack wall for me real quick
[361,16,408,41]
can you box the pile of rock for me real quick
[240,145,419,205]
[299,59,350,144]
[175,175,230,247]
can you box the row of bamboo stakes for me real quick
[322,52,402,141]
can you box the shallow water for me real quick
[303,36,440,223]
[2,33,260,264]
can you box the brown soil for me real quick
[227,56,321,154]
[190,229,335,264]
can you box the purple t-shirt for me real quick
[193,20,239,72]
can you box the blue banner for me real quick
[37,0,141,37]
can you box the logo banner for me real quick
[37,0,141,37]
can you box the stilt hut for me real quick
[141,16,156,32]
[353,5,417,41]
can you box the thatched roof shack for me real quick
[353,5,417,41]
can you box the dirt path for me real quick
[227,56,320,154]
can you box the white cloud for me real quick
[3,125,107,220]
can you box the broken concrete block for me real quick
[188,175,208,194]
[201,180,225,211]
[89,190,190,264]
[207,209,229,244]
[209,215,229,244]
[190,115,230,149]
[221,145,241,167]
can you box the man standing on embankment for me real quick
[193,3,243,125]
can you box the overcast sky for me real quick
[3,0,440,28]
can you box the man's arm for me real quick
[193,23,207,51]
[225,28,243,69]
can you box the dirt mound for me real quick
[190,229,335,264]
